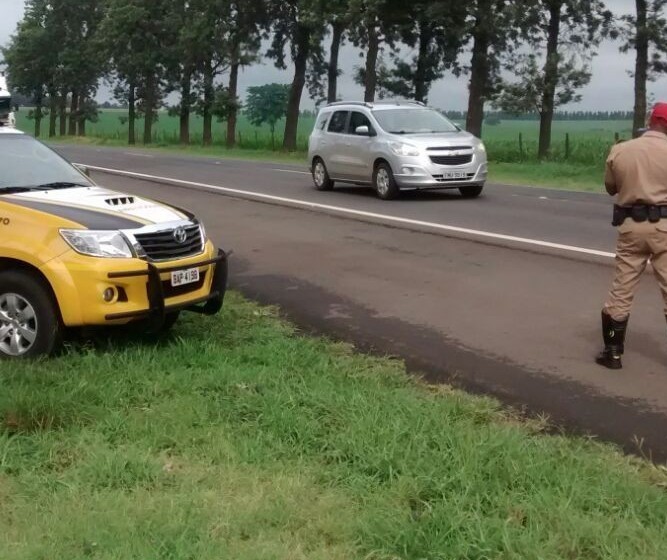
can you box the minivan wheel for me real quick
[0,271,62,359]
[312,159,334,191]
[373,163,400,200]
[459,184,484,198]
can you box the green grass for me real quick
[1,293,667,559]
[21,110,623,191]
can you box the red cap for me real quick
[650,102,667,126]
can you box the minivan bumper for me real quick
[391,154,488,189]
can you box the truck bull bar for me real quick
[103,249,229,327]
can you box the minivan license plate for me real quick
[442,171,467,179]
[171,268,200,287]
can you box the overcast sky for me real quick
[1,0,664,111]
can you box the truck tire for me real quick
[0,270,62,359]
[130,311,181,337]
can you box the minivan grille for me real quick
[134,224,203,261]
[430,154,473,166]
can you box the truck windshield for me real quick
[0,135,93,191]
[371,108,459,135]
[0,98,10,114]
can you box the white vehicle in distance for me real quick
[308,100,488,200]
[0,73,16,128]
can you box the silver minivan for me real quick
[307,101,488,200]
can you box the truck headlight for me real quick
[477,142,486,153]
[60,229,134,258]
[389,142,420,157]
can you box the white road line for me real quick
[81,163,616,260]
[123,152,154,158]
[272,168,311,175]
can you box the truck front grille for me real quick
[134,224,203,261]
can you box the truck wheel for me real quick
[130,311,181,336]
[312,158,334,191]
[459,184,484,198]
[373,163,400,200]
[0,270,62,359]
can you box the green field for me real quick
[1,293,667,558]
[17,109,629,162]
[19,109,622,191]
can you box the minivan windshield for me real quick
[0,135,93,192]
[372,108,459,135]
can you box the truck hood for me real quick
[4,185,192,230]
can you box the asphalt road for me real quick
[54,144,667,461]
[54,144,617,254]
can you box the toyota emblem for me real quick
[173,227,188,244]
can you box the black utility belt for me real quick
[612,204,667,226]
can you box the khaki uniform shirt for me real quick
[605,131,667,206]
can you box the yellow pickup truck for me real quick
[0,127,228,358]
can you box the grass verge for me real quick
[1,292,667,559]
[50,136,609,193]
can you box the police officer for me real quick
[597,103,667,369]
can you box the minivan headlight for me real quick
[389,142,420,157]
[60,229,134,258]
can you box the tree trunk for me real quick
[414,21,432,103]
[59,92,67,136]
[283,24,310,151]
[465,6,490,138]
[538,0,562,159]
[364,22,380,102]
[143,74,155,145]
[226,60,239,148]
[77,106,86,136]
[128,82,136,145]
[179,68,192,144]
[328,21,344,103]
[68,91,78,136]
[48,90,57,137]
[633,0,648,137]
[33,94,43,138]
[202,62,214,146]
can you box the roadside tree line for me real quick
[2,0,667,158]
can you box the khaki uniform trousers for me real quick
[604,220,667,321]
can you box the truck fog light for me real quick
[402,167,413,175]
[103,287,116,302]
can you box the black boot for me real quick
[595,311,628,370]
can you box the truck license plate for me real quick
[171,268,200,287]
[442,171,467,179]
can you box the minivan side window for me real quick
[317,113,330,130]
[349,112,373,134]
[328,111,349,133]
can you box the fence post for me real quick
[255,130,258,147]
[238,131,242,148]
[519,132,524,160]
[614,132,620,144]
[565,133,570,160]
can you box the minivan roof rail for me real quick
[325,101,373,108]
[372,100,426,106]
[324,100,426,108]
